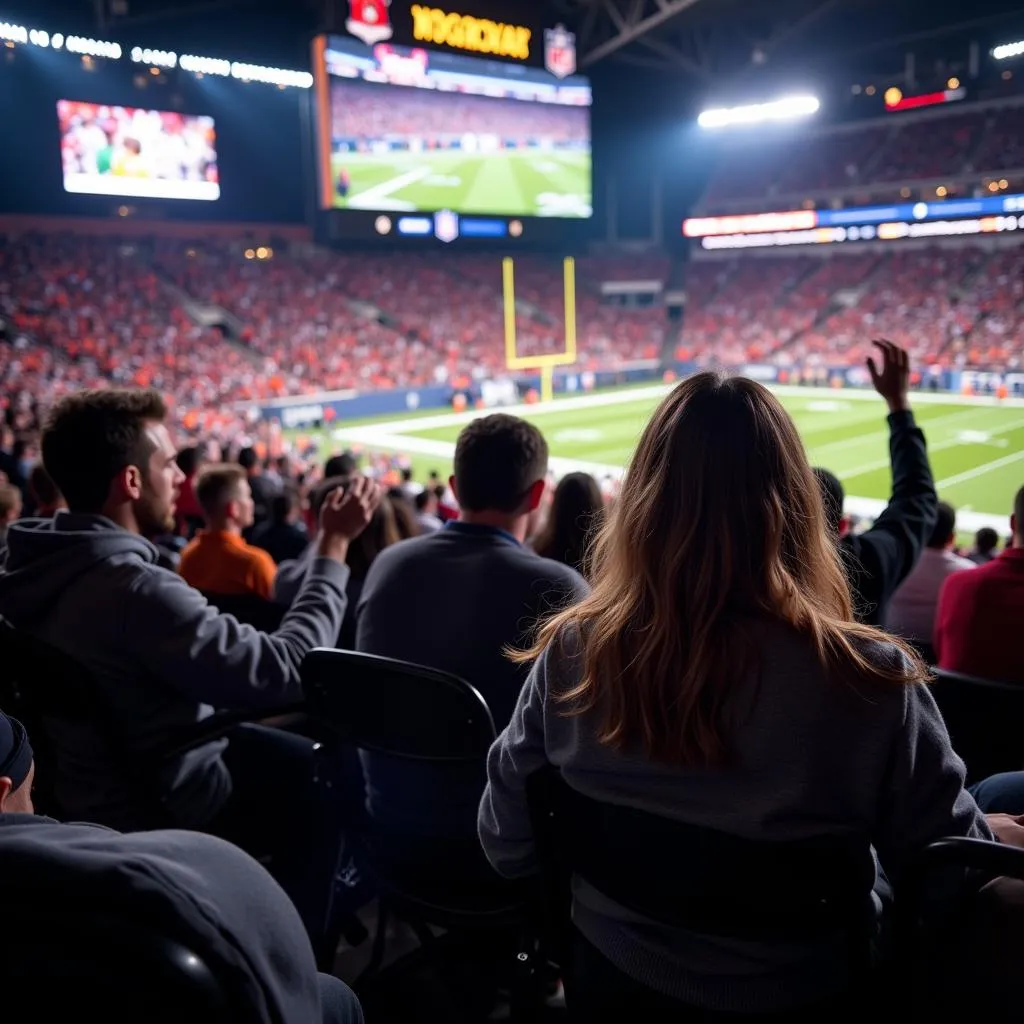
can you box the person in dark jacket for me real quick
[251,487,310,565]
[814,340,938,626]
[0,711,363,1024]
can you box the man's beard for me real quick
[136,489,174,539]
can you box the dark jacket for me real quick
[0,514,348,828]
[0,813,325,1023]
[355,521,588,836]
[841,410,938,626]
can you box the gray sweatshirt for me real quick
[0,514,349,828]
[479,620,991,1011]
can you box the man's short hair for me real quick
[974,527,999,555]
[237,447,259,472]
[813,468,845,536]
[42,389,167,513]
[928,501,957,549]
[1015,485,1024,531]
[453,414,548,513]
[195,464,247,519]
[324,452,358,478]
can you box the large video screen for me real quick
[318,38,591,219]
[57,100,220,201]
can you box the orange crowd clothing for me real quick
[179,530,277,599]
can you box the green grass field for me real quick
[307,384,1024,534]
[331,149,592,217]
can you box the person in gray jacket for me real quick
[0,389,380,936]
[478,372,1014,1020]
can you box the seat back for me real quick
[201,592,286,632]
[0,620,167,826]
[3,911,231,1022]
[526,768,877,962]
[930,669,1024,783]
[302,648,496,761]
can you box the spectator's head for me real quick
[175,444,206,480]
[813,468,846,536]
[973,527,999,558]
[270,486,300,525]
[0,483,22,528]
[927,501,957,551]
[414,488,437,515]
[237,447,260,476]
[0,712,34,815]
[400,467,413,484]
[531,472,604,575]
[41,389,184,537]
[324,451,357,479]
[452,414,548,538]
[1013,485,1024,547]
[522,372,923,767]
[195,464,255,533]
[27,464,65,517]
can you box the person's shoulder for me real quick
[243,540,277,571]
[516,547,587,587]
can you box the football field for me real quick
[317,384,1024,533]
[331,149,592,217]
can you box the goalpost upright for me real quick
[502,256,577,403]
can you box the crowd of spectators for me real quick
[330,80,590,148]
[680,247,1024,371]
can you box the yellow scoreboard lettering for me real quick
[410,5,532,60]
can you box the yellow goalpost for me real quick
[502,256,577,403]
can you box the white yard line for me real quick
[837,418,1024,478]
[347,167,432,210]
[807,408,991,457]
[934,450,1024,489]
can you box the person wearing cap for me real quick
[0,711,34,815]
[0,710,363,1024]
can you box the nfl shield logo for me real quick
[434,210,460,244]
[346,0,393,46]
[545,24,576,79]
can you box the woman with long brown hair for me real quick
[479,347,1001,1019]
[530,471,604,576]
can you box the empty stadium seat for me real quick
[929,668,1024,784]
[301,648,526,999]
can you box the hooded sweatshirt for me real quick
[0,514,349,828]
[0,813,327,1023]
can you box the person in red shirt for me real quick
[179,464,277,599]
[934,485,1024,682]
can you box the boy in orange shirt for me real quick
[179,464,277,598]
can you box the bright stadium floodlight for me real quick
[230,61,313,88]
[993,40,1024,60]
[0,22,27,43]
[180,53,231,76]
[28,28,49,47]
[131,46,177,68]
[65,35,121,59]
[697,94,820,129]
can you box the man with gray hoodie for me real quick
[0,389,380,934]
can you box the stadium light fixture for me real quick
[0,22,27,43]
[697,94,820,129]
[180,53,231,76]
[230,61,313,88]
[66,35,121,59]
[993,40,1024,60]
[131,46,177,68]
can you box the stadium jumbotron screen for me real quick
[316,36,592,219]
[57,100,220,202]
